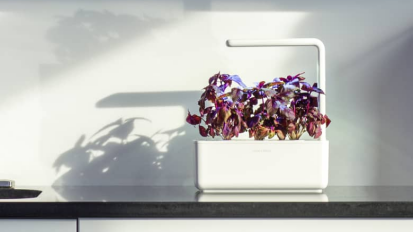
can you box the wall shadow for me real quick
[330,26,413,186]
[53,91,202,199]
[374,28,413,185]
[53,117,163,186]
[96,91,201,108]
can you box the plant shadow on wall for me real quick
[52,91,201,200]
[53,117,162,185]
[41,9,165,78]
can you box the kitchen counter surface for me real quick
[1,186,413,218]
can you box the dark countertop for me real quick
[2,186,413,218]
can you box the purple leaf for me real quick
[294,72,306,81]
[218,82,230,93]
[241,92,251,102]
[233,125,240,137]
[247,116,260,128]
[287,123,296,133]
[198,98,205,109]
[284,83,298,91]
[279,90,295,98]
[222,123,231,139]
[212,85,225,97]
[321,115,326,124]
[200,106,213,117]
[285,108,296,120]
[228,75,247,88]
[204,106,212,115]
[186,111,202,125]
[209,127,215,138]
[289,78,300,87]
[314,126,322,139]
[273,77,282,82]
[301,82,313,91]
[255,81,266,89]
[264,81,283,88]
[310,96,318,107]
[263,88,278,97]
[206,110,216,124]
[301,82,325,94]
[215,99,225,108]
[312,87,325,94]
[250,97,258,105]
[252,90,265,99]
[254,125,269,140]
[199,125,208,137]
[236,102,245,111]
[231,88,243,102]
[279,106,295,120]
[312,83,325,94]
[220,73,229,80]
[324,115,331,127]
[307,122,315,136]
[266,99,277,116]
[217,106,231,126]
[208,72,219,85]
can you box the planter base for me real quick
[196,140,329,192]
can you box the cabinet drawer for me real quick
[79,219,413,232]
[0,219,76,232]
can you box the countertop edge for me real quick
[1,202,413,218]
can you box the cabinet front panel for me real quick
[79,219,413,232]
[0,219,76,232]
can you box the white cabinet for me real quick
[0,219,76,232]
[80,219,413,232]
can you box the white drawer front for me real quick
[79,219,413,232]
[0,219,76,232]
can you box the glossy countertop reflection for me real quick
[2,186,413,218]
[4,186,413,202]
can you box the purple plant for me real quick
[187,72,331,140]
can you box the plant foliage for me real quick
[186,72,331,140]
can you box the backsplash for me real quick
[1,0,413,186]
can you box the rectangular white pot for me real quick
[195,140,329,192]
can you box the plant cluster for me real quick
[186,72,331,140]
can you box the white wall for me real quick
[1,0,413,187]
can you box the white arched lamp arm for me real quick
[226,38,327,141]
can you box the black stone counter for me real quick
[1,186,413,218]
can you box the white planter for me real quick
[195,38,329,192]
[195,140,329,192]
